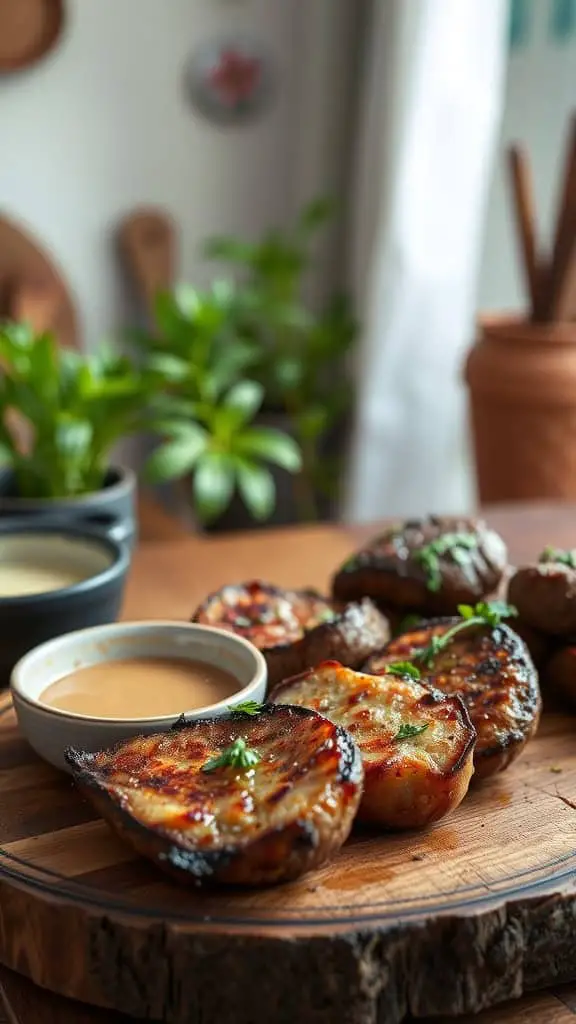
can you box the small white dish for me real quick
[11,620,267,772]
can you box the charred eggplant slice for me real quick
[271,662,475,829]
[65,705,363,888]
[332,516,507,615]
[192,580,389,687]
[365,619,540,780]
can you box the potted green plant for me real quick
[133,282,303,526]
[202,196,358,525]
[0,322,149,547]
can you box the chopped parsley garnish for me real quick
[414,532,479,592]
[387,661,421,681]
[394,722,429,741]
[540,546,576,568]
[413,601,517,667]
[229,700,265,717]
[202,738,260,773]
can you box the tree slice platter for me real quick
[0,685,575,1024]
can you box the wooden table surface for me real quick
[2,497,576,1024]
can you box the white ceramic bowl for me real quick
[11,620,267,772]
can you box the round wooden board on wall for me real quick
[0,689,575,1024]
[0,214,77,348]
[0,0,64,74]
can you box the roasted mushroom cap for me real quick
[332,516,508,615]
[192,581,389,686]
[366,619,541,780]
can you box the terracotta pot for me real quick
[465,315,576,502]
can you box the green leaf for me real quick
[387,662,421,681]
[235,427,302,472]
[394,722,429,741]
[193,452,235,522]
[145,427,208,483]
[146,353,190,383]
[236,460,275,521]
[223,380,264,424]
[229,700,265,716]
[458,605,475,620]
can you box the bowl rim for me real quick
[0,524,128,607]
[10,619,267,725]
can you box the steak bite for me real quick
[271,662,476,829]
[332,515,507,615]
[364,618,540,780]
[192,580,389,687]
[508,559,576,636]
[66,705,363,888]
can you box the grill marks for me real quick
[365,621,541,780]
[271,662,476,830]
[192,580,389,687]
[331,516,507,615]
[65,705,363,887]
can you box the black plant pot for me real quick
[205,411,348,534]
[0,465,138,550]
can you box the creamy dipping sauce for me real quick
[0,563,87,597]
[0,534,112,598]
[39,657,240,718]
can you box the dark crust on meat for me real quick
[331,515,508,615]
[192,581,389,688]
[364,620,541,781]
[508,563,576,636]
[543,645,576,708]
[65,706,363,888]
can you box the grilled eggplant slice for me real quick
[271,662,475,829]
[508,562,576,636]
[192,581,389,687]
[365,619,541,780]
[66,705,363,888]
[332,515,507,615]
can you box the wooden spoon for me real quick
[117,209,178,323]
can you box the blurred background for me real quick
[0,0,574,532]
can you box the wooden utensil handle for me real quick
[117,209,178,321]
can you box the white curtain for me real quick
[344,0,509,522]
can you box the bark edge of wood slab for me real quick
[0,684,575,1024]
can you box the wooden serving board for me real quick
[0,694,575,1023]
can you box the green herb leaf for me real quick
[193,452,236,523]
[223,380,264,425]
[145,427,208,483]
[235,427,302,472]
[540,546,576,568]
[387,662,421,680]
[202,737,261,772]
[414,532,479,593]
[394,722,429,741]
[414,600,518,667]
[229,701,265,716]
[236,460,275,521]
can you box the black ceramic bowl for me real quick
[0,520,130,685]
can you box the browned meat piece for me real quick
[364,619,540,780]
[66,705,363,888]
[543,645,576,709]
[508,562,576,636]
[192,581,389,687]
[271,662,475,829]
[332,515,507,615]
